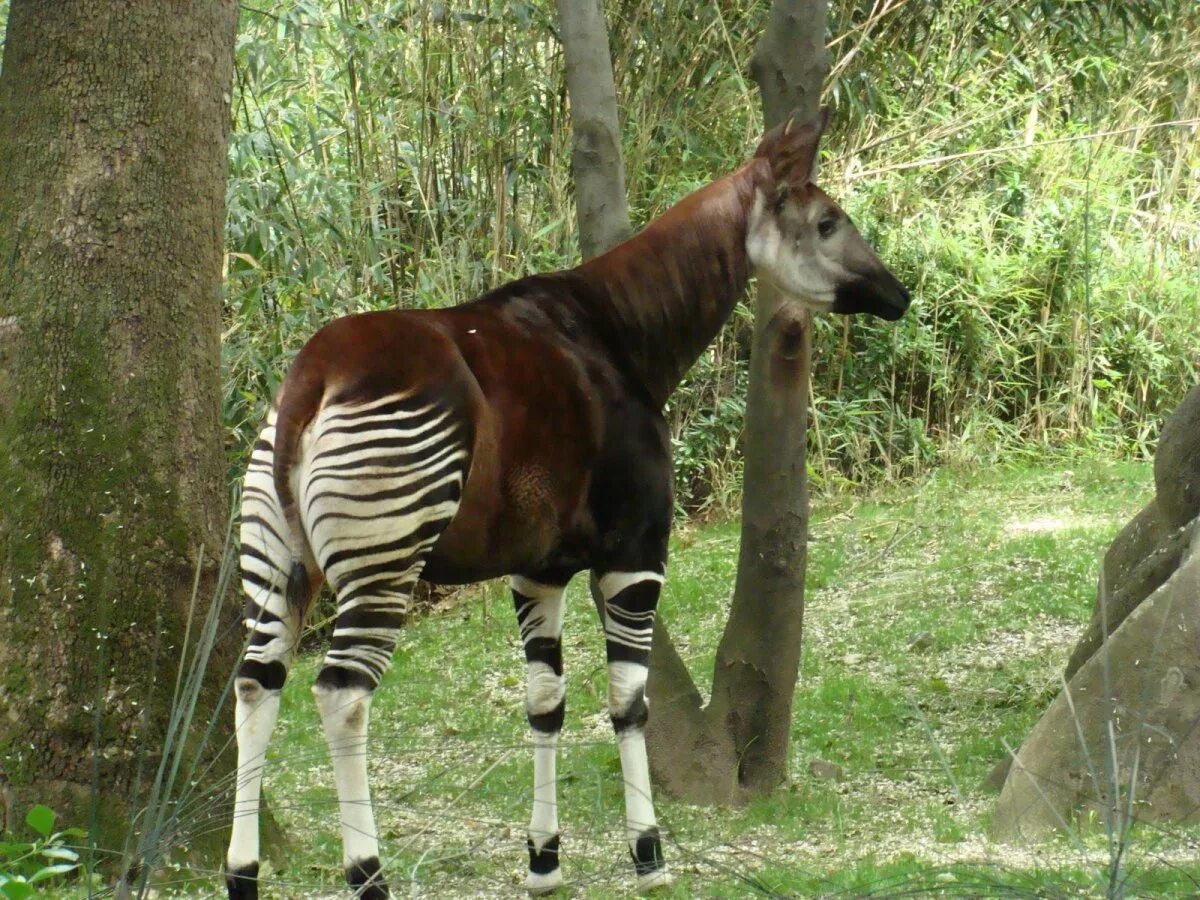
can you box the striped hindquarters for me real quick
[238,409,299,689]
[299,391,470,686]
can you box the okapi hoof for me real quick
[225,861,259,899]
[630,828,671,892]
[636,867,673,892]
[525,834,563,894]
[347,856,389,898]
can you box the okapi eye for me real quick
[817,216,838,238]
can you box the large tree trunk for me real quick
[0,0,238,854]
[556,0,632,259]
[645,0,829,802]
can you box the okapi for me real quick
[225,108,910,898]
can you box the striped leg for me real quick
[510,575,568,893]
[303,392,467,898]
[597,569,671,890]
[227,417,313,900]
[313,570,435,899]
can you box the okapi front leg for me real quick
[511,575,568,893]
[597,569,671,890]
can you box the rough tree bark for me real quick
[645,0,830,803]
[0,0,238,849]
[556,0,633,260]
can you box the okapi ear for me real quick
[752,118,789,161]
[764,105,830,187]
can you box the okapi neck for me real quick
[577,162,759,407]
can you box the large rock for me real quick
[1064,386,1200,680]
[986,386,1200,803]
[1103,499,1172,591]
[1064,503,1196,681]
[992,519,1200,841]
[1154,384,1200,530]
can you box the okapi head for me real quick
[747,106,911,321]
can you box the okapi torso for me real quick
[226,108,910,899]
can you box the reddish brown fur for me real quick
[265,108,910,586]
[269,159,772,585]
[262,105,918,589]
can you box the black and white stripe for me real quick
[238,409,300,690]
[596,569,670,888]
[510,575,567,893]
[301,392,468,689]
[599,571,662,670]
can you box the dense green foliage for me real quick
[222,0,1200,512]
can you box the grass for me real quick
[158,456,1200,897]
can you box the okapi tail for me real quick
[286,560,310,611]
[271,366,325,606]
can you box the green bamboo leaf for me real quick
[38,846,79,862]
[29,864,79,883]
[24,807,53,840]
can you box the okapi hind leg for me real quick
[313,666,389,899]
[596,568,672,890]
[510,575,568,894]
[313,567,441,900]
[227,418,318,900]
[299,387,469,897]
[226,593,310,900]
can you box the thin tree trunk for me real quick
[556,0,632,259]
[645,0,829,803]
[749,1,829,131]
[0,0,238,853]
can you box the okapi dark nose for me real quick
[878,278,911,321]
[885,285,911,321]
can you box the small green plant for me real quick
[0,806,84,899]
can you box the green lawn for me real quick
[178,458,1200,897]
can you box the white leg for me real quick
[227,430,302,899]
[598,570,672,890]
[228,681,280,872]
[511,575,567,893]
[314,680,388,898]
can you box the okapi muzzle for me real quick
[829,224,912,322]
